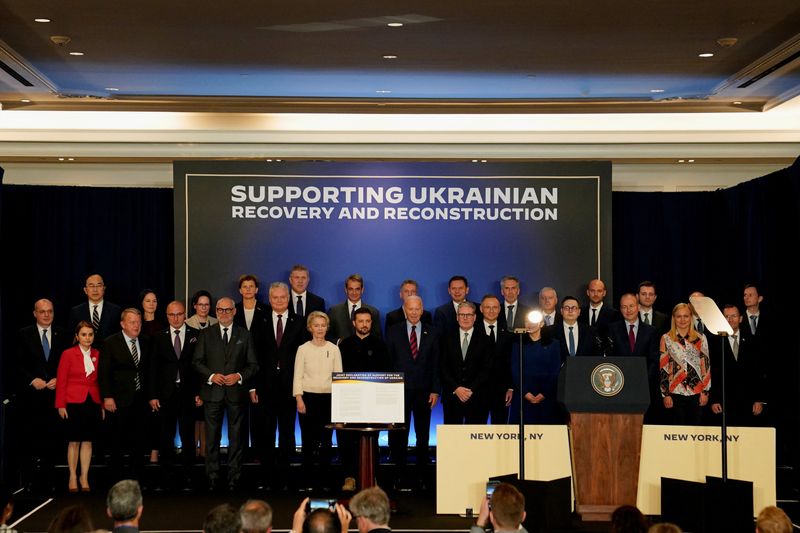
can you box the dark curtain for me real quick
[0,185,174,398]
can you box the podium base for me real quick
[575,504,617,522]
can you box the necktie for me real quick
[461,332,469,359]
[591,308,597,326]
[92,305,100,331]
[174,330,182,381]
[696,319,704,333]
[545,315,552,326]
[732,334,739,360]
[568,326,576,356]
[223,327,229,345]
[276,314,284,347]
[42,329,51,361]
[643,312,650,325]
[351,304,357,320]
[507,305,515,328]
[489,324,496,343]
[296,295,304,317]
[410,325,418,360]
[130,339,141,391]
[628,324,636,353]
[751,315,758,334]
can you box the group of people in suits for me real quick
[13,267,770,494]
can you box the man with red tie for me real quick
[386,295,440,491]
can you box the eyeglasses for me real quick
[457,313,476,318]
[561,306,580,312]
[167,312,185,318]
[216,307,234,314]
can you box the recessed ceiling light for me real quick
[105,87,119,91]
[68,157,75,161]
[383,55,397,59]
[698,52,714,58]
[58,157,65,161]
[678,159,685,163]
[69,51,84,56]
[687,159,695,163]
[34,18,51,23]
[733,101,742,105]
[20,99,31,103]
[471,159,479,163]
[387,22,403,27]
[376,89,392,94]
[480,159,488,163]
[650,89,665,93]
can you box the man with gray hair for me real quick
[106,479,143,533]
[240,500,272,533]
[538,287,560,326]
[349,486,392,532]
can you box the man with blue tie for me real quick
[15,299,70,492]
[550,296,600,361]
[386,295,440,490]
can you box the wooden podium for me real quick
[558,357,650,521]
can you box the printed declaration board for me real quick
[436,424,572,514]
[331,372,404,424]
[637,425,776,516]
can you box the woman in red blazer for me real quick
[55,321,104,492]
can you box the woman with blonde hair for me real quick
[659,303,710,425]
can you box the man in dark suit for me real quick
[608,293,661,420]
[193,297,259,491]
[384,279,433,331]
[328,273,381,342]
[637,281,669,335]
[288,264,325,320]
[475,295,514,424]
[551,296,601,361]
[579,279,621,346]
[708,304,767,427]
[99,308,153,480]
[15,298,70,491]
[148,301,200,488]
[439,301,493,424]
[497,276,532,331]
[386,295,440,489]
[68,273,122,344]
[248,282,304,489]
[538,286,561,326]
[434,276,481,335]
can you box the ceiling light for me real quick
[375,89,392,94]
[733,101,742,105]
[678,159,685,163]
[20,99,31,103]
[34,18,51,23]
[387,22,403,27]
[105,87,119,91]
[383,55,397,59]
[481,159,487,163]
[471,159,478,163]
[69,51,84,56]
[698,52,714,58]
[687,159,695,163]
[650,89,664,93]
[58,157,65,161]
[68,158,75,161]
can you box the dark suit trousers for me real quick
[109,391,150,477]
[205,397,245,482]
[159,382,197,466]
[389,389,432,467]
[663,394,704,426]
[298,392,332,466]
[442,393,486,424]
[252,374,297,467]
[487,386,509,424]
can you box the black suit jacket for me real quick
[608,320,660,381]
[98,332,152,408]
[497,301,532,331]
[433,301,482,335]
[473,322,514,392]
[16,324,70,392]
[69,301,122,343]
[255,307,305,392]
[549,322,601,361]
[192,324,259,403]
[327,301,382,342]
[386,321,440,393]
[707,332,766,407]
[579,304,620,353]
[288,291,326,319]
[640,310,669,336]
[149,325,200,400]
[439,328,493,397]
[385,307,433,332]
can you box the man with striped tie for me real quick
[99,308,153,481]
[69,273,122,347]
